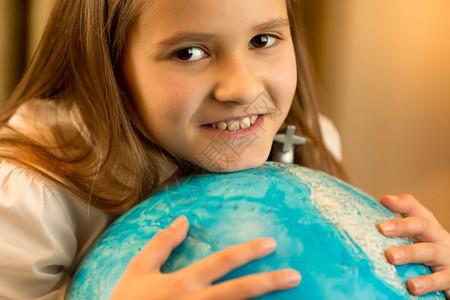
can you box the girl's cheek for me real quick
[160,81,205,119]
[270,57,297,107]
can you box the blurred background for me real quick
[0,0,449,231]
[298,0,450,231]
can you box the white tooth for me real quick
[216,122,227,130]
[227,120,240,131]
[240,117,251,129]
[250,115,258,124]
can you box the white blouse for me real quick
[0,161,113,299]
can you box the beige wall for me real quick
[27,0,55,60]
[0,0,55,104]
[0,1,24,103]
[309,1,450,231]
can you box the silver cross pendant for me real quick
[271,125,306,164]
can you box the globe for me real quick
[66,162,445,299]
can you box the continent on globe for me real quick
[66,162,445,300]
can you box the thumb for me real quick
[130,215,189,273]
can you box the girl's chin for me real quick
[199,154,269,173]
[185,138,274,173]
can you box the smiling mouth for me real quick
[204,115,260,131]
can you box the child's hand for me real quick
[377,194,450,298]
[110,216,301,300]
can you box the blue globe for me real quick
[66,162,445,299]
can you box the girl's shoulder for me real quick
[0,159,72,205]
[319,114,342,163]
[3,98,90,143]
[0,160,113,298]
[0,159,112,241]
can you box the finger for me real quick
[380,194,440,226]
[385,243,450,267]
[378,216,444,242]
[129,216,189,273]
[189,269,301,300]
[406,269,450,297]
[181,237,278,284]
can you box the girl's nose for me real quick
[212,57,262,104]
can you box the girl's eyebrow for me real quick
[156,18,290,48]
[253,17,290,32]
[156,33,217,48]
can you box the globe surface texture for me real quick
[66,162,445,299]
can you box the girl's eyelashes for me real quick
[169,34,282,62]
[170,46,209,62]
[249,34,280,49]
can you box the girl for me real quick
[0,0,448,299]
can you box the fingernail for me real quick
[170,216,187,228]
[380,222,395,234]
[391,249,405,263]
[410,278,425,292]
[387,195,399,201]
[285,271,301,286]
[262,239,277,252]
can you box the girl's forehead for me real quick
[137,0,289,30]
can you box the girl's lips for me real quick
[201,114,265,139]
[202,114,261,131]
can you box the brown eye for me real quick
[172,47,208,62]
[249,34,277,49]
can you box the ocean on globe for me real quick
[66,162,445,299]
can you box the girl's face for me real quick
[122,0,297,172]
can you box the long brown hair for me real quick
[0,0,344,214]
[285,0,345,178]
